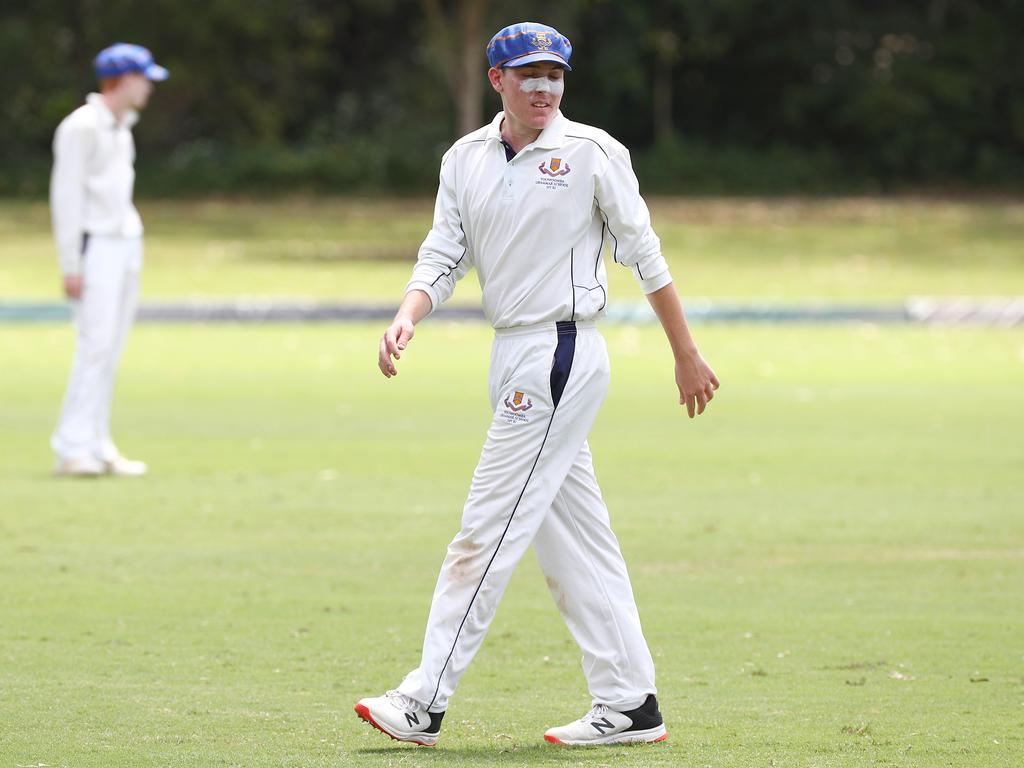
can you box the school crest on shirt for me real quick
[539,157,571,177]
[501,390,533,424]
[536,157,572,190]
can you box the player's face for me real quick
[491,62,565,132]
[121,73,154,110]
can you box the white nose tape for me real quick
[519,76,564,95]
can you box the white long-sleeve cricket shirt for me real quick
[407,110,672,328]
[50,93,144,276]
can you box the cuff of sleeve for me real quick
[405,281,439,315]
[58,251,82,277]
[636,268,673,294]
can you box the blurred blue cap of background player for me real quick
[486,22,572,71]
[93,43,169,81]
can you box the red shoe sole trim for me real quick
[354,703,435,747]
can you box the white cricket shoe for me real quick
[104,455,148,477]
[354,690,444,746]
[544,694,667,746]
[53,456,106,477]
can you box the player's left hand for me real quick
[63,274,83,300]
[675,352,719,418]
[378,318,415,378]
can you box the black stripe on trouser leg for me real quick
[427,322,578,710]
[551,321,577,407]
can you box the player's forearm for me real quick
[395,289,434,326]
[646,282,700,360]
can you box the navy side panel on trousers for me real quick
[550,321,578,407]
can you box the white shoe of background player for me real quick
[104,455,148,477]
[53,455,106,477]
[354,690,443,746]
[544,694,667,746]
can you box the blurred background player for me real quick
[49,43,169,477]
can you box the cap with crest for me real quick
[486,22,572,71]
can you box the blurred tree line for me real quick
[1,0,1021,196]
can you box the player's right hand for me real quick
[378,318,415,378]
[63,274,83,300]
[675,351,720,418]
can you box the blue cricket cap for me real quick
[486,22,572,71]
[93,43,169,81]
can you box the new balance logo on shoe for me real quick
[355,690,445,747]
[544,694,668,746]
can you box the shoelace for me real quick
[581,704,610,723]
[385,689,420,712]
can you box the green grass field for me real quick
[1,322,1022,767]
[1,197,1023,766]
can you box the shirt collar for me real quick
[87,92,139,129]
[485,111,505,142]
[534,111,567,149]
[486,110,567,151]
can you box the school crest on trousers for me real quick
[504,391,533,412]
[500,390,533,425]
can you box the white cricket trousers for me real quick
[398,320,657,713]
[52,235,142,461]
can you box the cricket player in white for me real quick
[357,22,719,747]
[50,44,168,477]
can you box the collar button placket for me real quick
[501,153,515,200]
